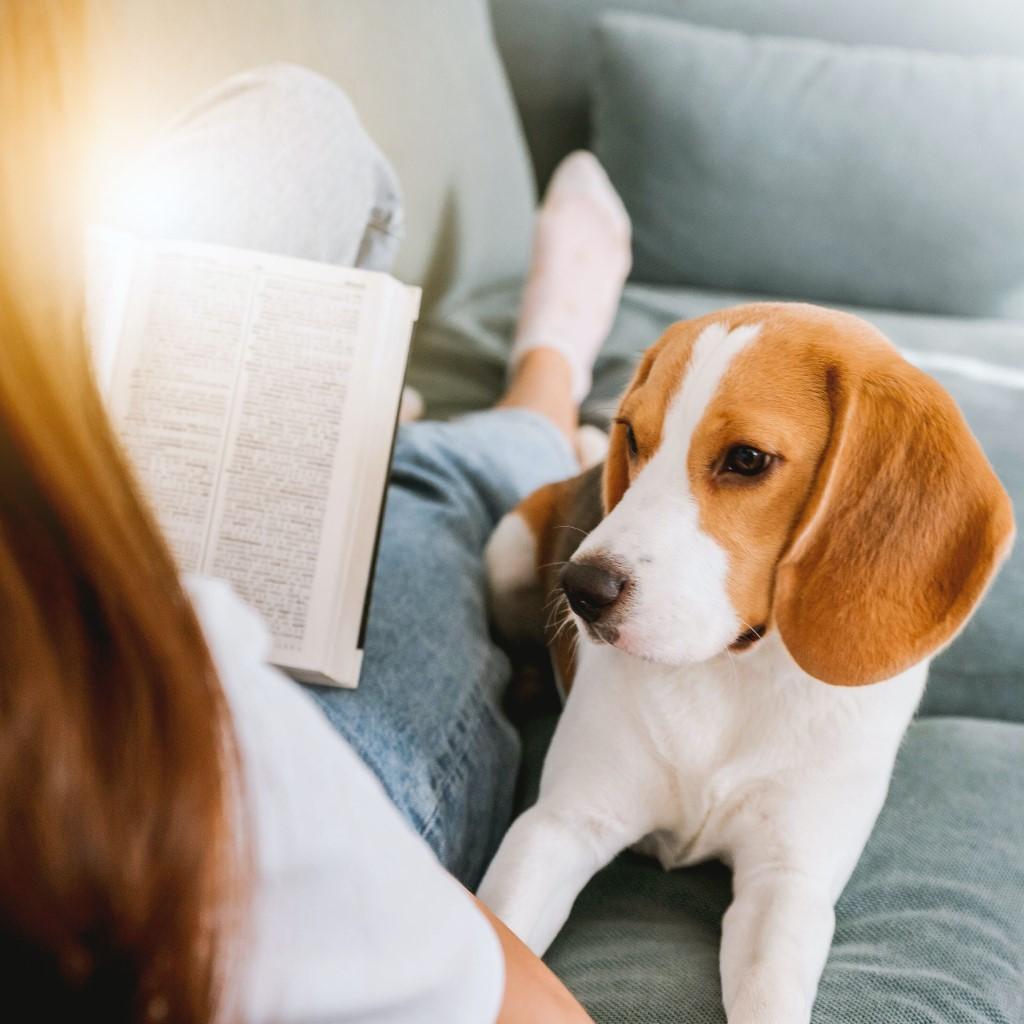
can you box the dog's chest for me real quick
[631,668,791,867]
[613,645,911,871]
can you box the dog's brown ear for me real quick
[775,357,1015,687]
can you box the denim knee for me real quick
[110,63,403,271]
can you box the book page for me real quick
[103,237,417,683]
[108,246,254,572]
[203,265,368,659]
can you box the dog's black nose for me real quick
[560,560,628,624]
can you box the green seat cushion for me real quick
[591,15,1024,317]
[412,282,1023,721]
[514,715,1024,1023]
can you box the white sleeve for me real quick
[186,576,504,1024]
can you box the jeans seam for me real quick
[417,682,519,872]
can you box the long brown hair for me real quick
[0,2,238,1019]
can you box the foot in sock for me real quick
[509,151,632,403]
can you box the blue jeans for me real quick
[306,410,576,885]
[115,65,576,887]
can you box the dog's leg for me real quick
[478,663,666,955]
[485,508,546,645]
[717,775,888,1024]
[477,799,632,955]
[485,464,603,649]
[720,864,835,1024]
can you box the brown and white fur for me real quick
[478,303,1014,1024]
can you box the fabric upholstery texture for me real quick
[490,0,1024,192]
[515,715,1024,1023]
[92,0,535,311]
[410,280,1024,723]
[591,14,1024,317]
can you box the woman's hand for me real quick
[472,895,594,1023]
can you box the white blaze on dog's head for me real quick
[564,303,1014,684]
[571,321,757,663]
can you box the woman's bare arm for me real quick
[472,895,594,1023]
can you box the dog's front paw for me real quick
[726,972,811,1024]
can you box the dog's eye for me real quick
[625,424,639,458]
[616,419,639,458]
[722,445,772,477]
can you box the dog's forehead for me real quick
[623,317,767,442]
[623,305,888,446]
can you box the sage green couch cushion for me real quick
[491,0,1024,193]
[92,0,535,311]
[411,282,1023,722]
[516,715,1024,1023]
[591,14,1024,317]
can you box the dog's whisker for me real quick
[543,589,569,629]
[551,609,573,641]
[731,537,760,559]
[537,559,569,572]
[554,523,590,538]
[545,591,571,632]
[545,604,564,631]
[550,601,576,645]
[723,646,741,688]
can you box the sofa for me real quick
[94,1,1023,1020]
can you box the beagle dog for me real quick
[478,303,1014,1024]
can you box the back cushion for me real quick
[907,341,1024,720]
[591,15,1024,317]
[92,0,536,311]
[491,0,1024,191]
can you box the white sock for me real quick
[576,424,610,469]
[509,151,632,402]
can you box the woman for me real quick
[1,2,635,1020]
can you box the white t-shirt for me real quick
[186,576,504,1023]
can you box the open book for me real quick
[88,231,421,687]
